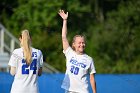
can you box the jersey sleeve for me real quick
[63,47,74,59]
[8,50,18,67]
[89,59,96,74]
[38,50,43,68]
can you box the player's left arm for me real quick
[38,67,42,76]
[38,50,43,76]
[90,73,97,93]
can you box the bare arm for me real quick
[58,10,69,51]
[90,73,97,93]
[9,66,16,76]
[38,67,42,76]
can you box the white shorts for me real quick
[65,90,79,93]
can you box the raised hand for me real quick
[58,10,68,20]
[58,9,69,51]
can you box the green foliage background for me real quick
[0,0,140,73]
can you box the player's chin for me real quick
[79,48,84,53]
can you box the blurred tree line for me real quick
[0,0,140,73]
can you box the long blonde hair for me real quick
[20,30,32,65]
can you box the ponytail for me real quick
[21,30,32,65]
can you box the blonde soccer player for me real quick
[59,10,97,93]
[8,30,43,93]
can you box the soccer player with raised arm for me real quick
[59,10,97,93]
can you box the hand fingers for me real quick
[59,9,66,13]
[58,10,68,17]
[66,12,68,16]
[62,10,64,13]
[59,10,63,13]
[58,9,62,13]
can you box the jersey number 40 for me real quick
[22,59,37,74]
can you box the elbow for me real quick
[10,71,15,76]
[9,66,16,76]
[62,36,66,39]
[38,73,42,76]
[38,67,42,76]
[90,74,96,82]
[10,73,15,76]
[62,37,68,42]
[90,77,94,83]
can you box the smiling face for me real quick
[72,35,85,54]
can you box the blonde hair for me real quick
[21,30,32,65]
[72,35,85,50]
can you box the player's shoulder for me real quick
[12,48,22,53]
[32,47,42,54]
[32,47,38,51]
[83,54,93,61]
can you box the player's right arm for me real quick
[8,50,17,76]
[9,66,16,76]
[58,10,69,51]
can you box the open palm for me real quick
[58,10,68,20]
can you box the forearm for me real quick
[9,66,16,76]
[90,80,97,93]
[90,74,97,93]
[62,19,69,50]
[62,19,67,38]
[38,67,42,76]
[59,10,69,50]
